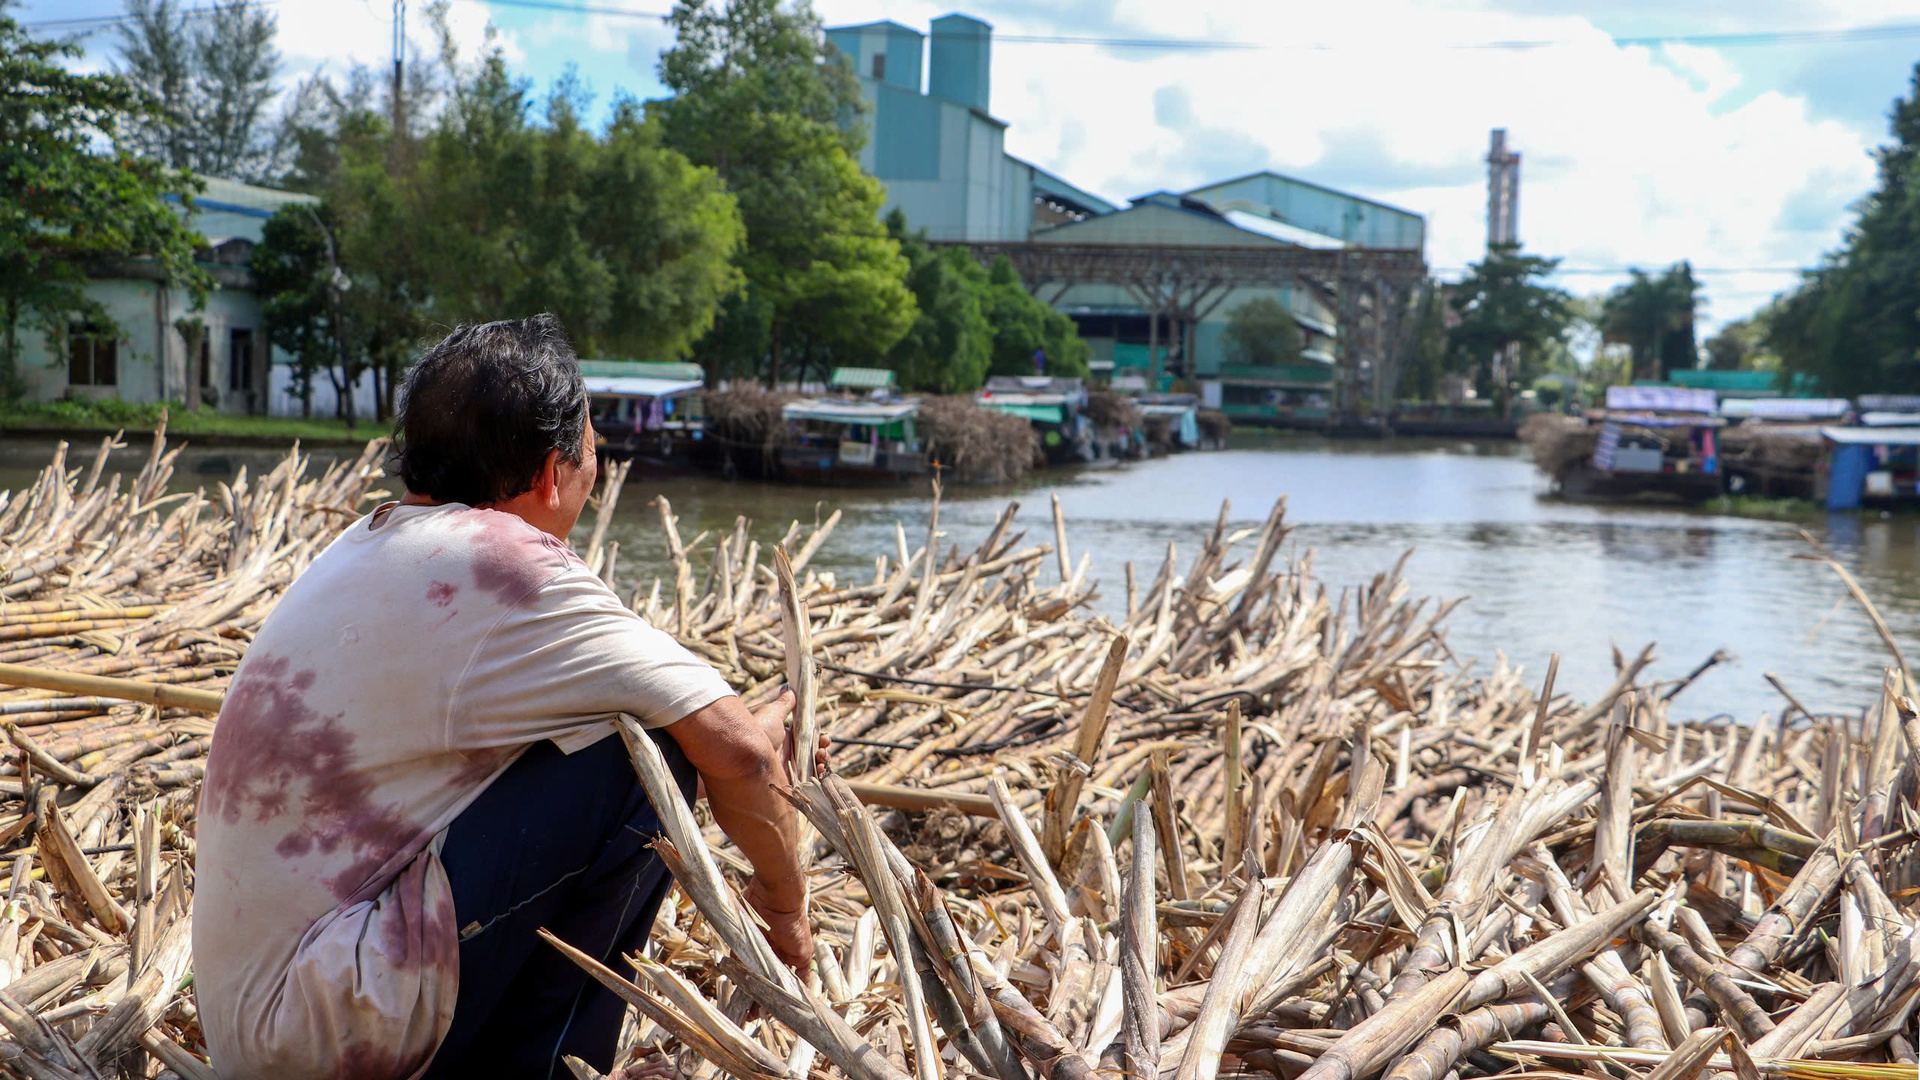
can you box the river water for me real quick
[3,432,1912,723]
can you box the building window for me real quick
[67,325,117,387]
[230,328,255,392]
[871,53,885,79]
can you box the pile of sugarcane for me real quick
[0,430,1911,1080]
[591,477,1920,1080]
[0,426,387,1079]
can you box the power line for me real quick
[1433,266,1814,276]
[27,3,1920,55]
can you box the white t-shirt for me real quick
[193,502,732,1079]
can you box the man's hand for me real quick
[746,874,814,973]
[666,692,820,977]
[754,687,832,779]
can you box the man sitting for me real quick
[194,315,813,1078]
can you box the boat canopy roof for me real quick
[829,367,897,391]
[1721,398,1849,420]
[583,376,702,399]
[1608,385,1715,413]
[986,402,1065,423]
[578,359,704,381]
[783,399,919,425]
[1139,402,1197,417]
[1823,426,1920,446]
[1596,412,1726,428]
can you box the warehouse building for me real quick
[827,14,1427,419]
[1033,176,1425,419]
[825,15,1117,242]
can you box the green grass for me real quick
[1702,494,1823,520]
[0,400,379,443]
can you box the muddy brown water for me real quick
[2,432,1911,724]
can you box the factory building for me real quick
[826,14,1426,418]
[825,15,1117,242]
[1033,176,1424,417]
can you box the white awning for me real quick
[1824,426,1920,446]
[1720,398,1850,420]
[583,376,702,398]
[783,400,918,425]
[1607,385,1715,413]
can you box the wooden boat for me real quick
[976,376,1096,465]
[1524,386,1728,503]
[584,360,707,468]
[778,398,931,485]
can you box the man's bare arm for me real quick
[662,689,812,969]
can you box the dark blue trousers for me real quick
[422,730,695,1079]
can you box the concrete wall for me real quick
[14,272,377,418]
[15,276,283,414]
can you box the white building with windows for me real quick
[15,176,375,418]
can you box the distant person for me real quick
[194,315,821,1079]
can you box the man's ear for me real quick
[539,448,564,510]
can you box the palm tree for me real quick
[1601,263,1699,381]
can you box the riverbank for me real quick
[0,399,373,446]
[0,431,1907,1077]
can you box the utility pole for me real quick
[1486,129,1523,415]
[391,0,406,144]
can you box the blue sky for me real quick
[24,0,1920,331]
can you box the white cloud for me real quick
[799,0,1882,328]
[274,0,526,78]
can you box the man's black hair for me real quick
[393,315,588,505]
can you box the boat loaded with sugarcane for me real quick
[777,367,931,486]
[584,359,708,468]
[976,375,1097,465]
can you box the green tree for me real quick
[1703,316,1779,372]
[1399,283,1448,402]
[654,0,914,385]
[413,63,743,361]
[1770,63,1920,397]
[1222,296,1304,368]
[980,257,1090,380]
[1446,245,1574,405]
[1601,262,1701,381]
[0,12,209,396]
[249,203,338,418]
[115,0,290,181]
[884,211,991,393]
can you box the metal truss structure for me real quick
[950,242,1430,416]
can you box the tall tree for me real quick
[1770,63,1920,396]
[249,203,339,419]
[980,257,1090,380]
[0,12,208,396]
[1446,245,1574,403]
[654,0,914,384]
[1600,262,1700,381]
[413,57,744,360]
[1399,283,1448,402]
[884,211,991,393]
[115,0,288,181]
[1222,296,1304,368]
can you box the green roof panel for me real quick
[986,403,1065,423]
[578,360,705,381]
[829,367,898,390]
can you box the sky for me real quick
[23,0,1920,334]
